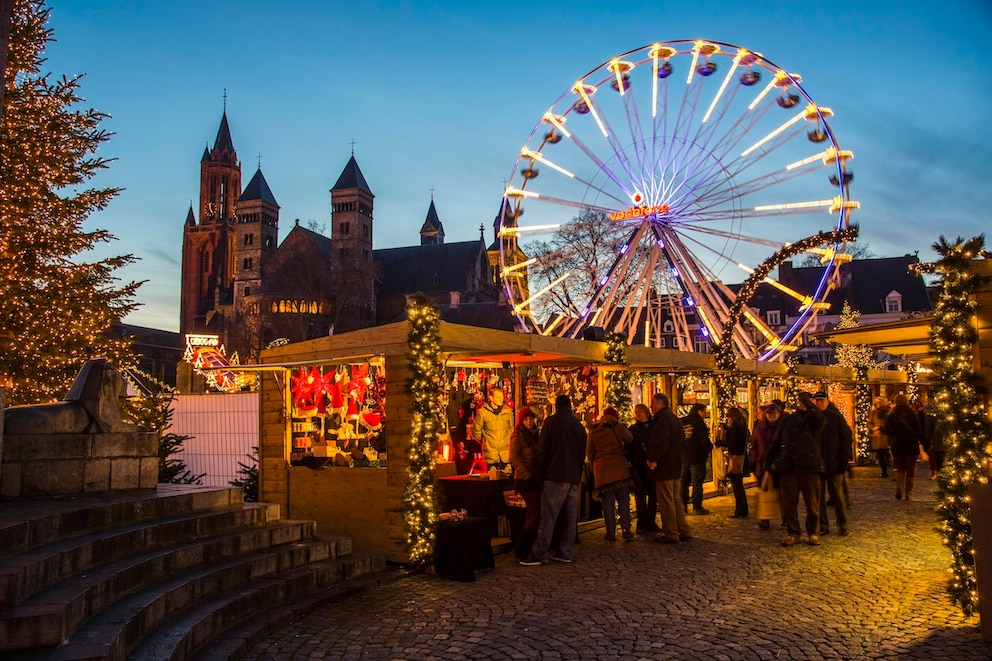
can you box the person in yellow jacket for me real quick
[473,388,514,468]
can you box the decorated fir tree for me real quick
[0,0,140,405]
[916,235,992,616]
[832,301,880,460]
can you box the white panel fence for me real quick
[169,392,259,488]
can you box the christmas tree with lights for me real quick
[0,0,141,405]
[916,235,992,616]
[832,301,880,460]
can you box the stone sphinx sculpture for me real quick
[1,358,156,496]
[4,358,139,435]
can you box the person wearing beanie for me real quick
[509,407,542,558]
[586,407,636,541]
[520,395,587,566]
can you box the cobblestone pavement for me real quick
[245,466,992,660]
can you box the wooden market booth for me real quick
[257,321,909,564]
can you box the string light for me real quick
[0,0,140,405]
[915,236,992,616]
[402,295,443,567]
[832,301,879,460]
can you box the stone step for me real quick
[190,566,404,661]
[19,540,368,661]
[129,553,390,661]
[0,485,246,558]
[0,502,280,609]
[0,520,325,653]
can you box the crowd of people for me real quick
[474,387,935,566]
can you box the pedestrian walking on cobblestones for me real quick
[870,398,891,478]
[885,393,924,501]
[586,407,636,541]
[766,392,824,547]
[519,395,587,566]
[646,393,692,544]
[680,403,713,515]
[628,404,660,534]
[509,407,542,558]
[717,406,749,518]
[750,402,783,529]
[814,391,853,536]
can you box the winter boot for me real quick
[894,472,905,500]
[905,477,915,502]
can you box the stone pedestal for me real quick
[0,431,158,497]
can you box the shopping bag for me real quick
[755,473,781,521]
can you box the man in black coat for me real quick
[765,391,824,547]
[680,403,713,515]
[646,393,692,544]
[813,391,853,536]
[519,394,587,566]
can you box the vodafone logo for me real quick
[609,200,670,222]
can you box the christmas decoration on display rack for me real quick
[913,235,992,616]
[403,295,443,567]
[524,367,549,405]
[547,366,598,419]
[831,301,880,460]
[603,332,632,423]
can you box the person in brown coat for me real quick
[646,393,692,544]
[510,407,542,558]
[586,407,636,541]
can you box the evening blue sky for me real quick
[41,0,992,331]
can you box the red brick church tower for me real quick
[180,112,241,342]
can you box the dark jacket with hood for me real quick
[646,405,685,481]
[765,394,825,474]
[536,396,587,484]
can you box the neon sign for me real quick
[608,203,669,222]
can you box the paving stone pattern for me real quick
[245,466,992,660]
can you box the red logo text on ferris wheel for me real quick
[609,202,670,222]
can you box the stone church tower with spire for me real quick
[179,110,512,388]
[180,112,240,342]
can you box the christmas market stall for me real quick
[257,319,912,565]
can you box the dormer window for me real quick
[885,290,903,313]
[767,310,781,326]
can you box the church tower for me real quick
[234,167,280,310]
[180,111,241,341]
[419,198,445,245]
[329,154,375,333]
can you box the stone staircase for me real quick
[0,484,393,660]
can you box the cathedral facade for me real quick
[179,112,510,375]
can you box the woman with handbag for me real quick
[716,406,750,518]
[750,402,783,529]
[628,403,660,534]
[586,407,636,541]
[870,398,891,478]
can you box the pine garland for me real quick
[403,295,443,567]
[915,235,992,616]
[603,331,632,423]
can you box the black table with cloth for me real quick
[434,516,494,581]
[439,475,516,538]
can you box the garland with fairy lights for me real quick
[711,227,859,416]
[914,236,992,616]
[402,295,443,567]
[604,332,633,423]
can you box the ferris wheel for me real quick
[497,39,858,361]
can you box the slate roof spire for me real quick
[213,111,236,155]
[240,168,279,206]
[331,155,373,195]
